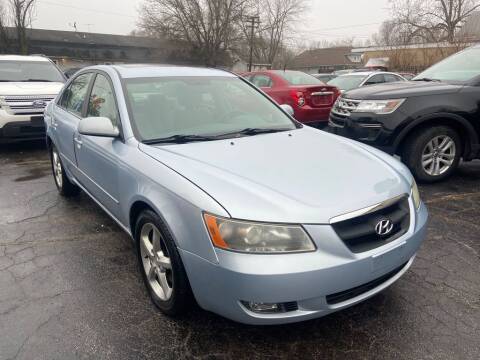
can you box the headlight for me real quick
[411,180,421,210]
[204,214,316,254]
[354,99,405,114]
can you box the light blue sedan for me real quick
[45,65,428,325]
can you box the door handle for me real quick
[74,136,83,147]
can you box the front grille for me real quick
[331,196,410,253]
[331,98,361,117]
[3,95,56,115]
[326,262,408,305]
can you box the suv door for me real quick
[52,72,94,174]
[74,73,122,217]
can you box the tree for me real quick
[0,0,9,53]
[139,0,250,66]
[245,0,306,67]
[389,0,480,43]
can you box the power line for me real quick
[39,0,137,19]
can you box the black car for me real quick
[328,45,480,182]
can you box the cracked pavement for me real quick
[0,142,479,360]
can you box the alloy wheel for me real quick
[140,223,173,301]
[421,135,456,176]
[52,148,63,188]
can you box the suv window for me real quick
[86,74,119,126]
[62,73,93,116]
[364,74,385,85]
[252,75,273,88]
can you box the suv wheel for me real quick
[403,126,461,183]
[50,144,80,197]
[135,210,192,316]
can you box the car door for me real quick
[52,73,94,173]
[73,72,122,218]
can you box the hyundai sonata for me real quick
[45,65,428,325]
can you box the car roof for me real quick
[109,64,236,79]
[338,71,399,77]
[0,55,51,62]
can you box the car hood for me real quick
[345,80,463,100]
[0,82,64,96]
[139,127,412,224]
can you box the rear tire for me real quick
[50,144,80,197]
[135,210,192,316]
[402,126,461,183]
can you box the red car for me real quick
[243,70,340,127]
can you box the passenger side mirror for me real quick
[78,117,120,138]
[280,104,295,117]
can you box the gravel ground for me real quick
[0,142,479,360]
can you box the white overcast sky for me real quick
[32,0,391,43]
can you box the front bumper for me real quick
[0,111,45,143]
[328,112,397,153]
[181,202,428,325]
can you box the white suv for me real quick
[0,55,65,143]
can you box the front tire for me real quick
[402,126,461,183]
[135,210,192,316]
[50,144,80,197]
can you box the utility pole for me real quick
[246,15,260,72]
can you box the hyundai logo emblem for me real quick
[375,219,394,236]
[32,100,47,108]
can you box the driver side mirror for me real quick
[78,117,120,138]
[280,104,295,117]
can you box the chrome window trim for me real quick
[329,193,409,224]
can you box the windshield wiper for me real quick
[413,77,441,82]
[143,134,218,145]
[216,127,292,138]
[22,79,54,82]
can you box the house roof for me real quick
[291,47,355,68]
[4,27,174,50]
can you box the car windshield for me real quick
[0,61,65,82]
[327,75,367,91]
[274,71,322,85]
[414,47,480,82]
[124,76,297,142]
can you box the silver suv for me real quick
[0,55,65,143]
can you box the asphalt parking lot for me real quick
[0,142,479,360]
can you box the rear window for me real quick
[0,60,65,83]
[274,71,322,85]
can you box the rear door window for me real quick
[364,74,385,85]
[63,73,94,117]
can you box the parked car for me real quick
[312,73,337,83]
[0,55,65,143]
[328,44,480,182]
[243,70,340,127]
[399,72,416,80]
[328,71,407,93]
[45,65,427,325]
